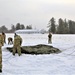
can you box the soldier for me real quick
[0,34,3,72]
[8,37,13,45]
[48,32,52,44]
[13,33,22,56]
[2,32,6,44]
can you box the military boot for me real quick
[13,53,15,56]
[0,69,2,73]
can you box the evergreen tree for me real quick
[72,21,75,33]
[11,25,16,32]
[16,23,21,30]
[26,25,32,29]
[57,18,64,34]
[20,24,25,29]
[68,20,73,34]
[68,20,75,34]
[63,19,69,34]
[47,17,56,33]
[0,25,8,32]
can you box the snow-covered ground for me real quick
[1,33,75,75]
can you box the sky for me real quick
[0,0,75,30]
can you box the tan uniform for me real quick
[2,33,6,44]
[0,34,3,71]
[13,35,22,56]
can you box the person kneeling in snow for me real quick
[8,37,13,45]
[13,33,22,56]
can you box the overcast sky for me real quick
[0,0,75,30]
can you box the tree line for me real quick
[0,17,75,34]
[0,23,32,33]
[48,17,75,34]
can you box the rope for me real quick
[60,45,75,51]
[3,54,14,62]
[2,42,75,67]
[56,46,75,57]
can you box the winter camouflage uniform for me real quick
[13,35,22,56]
[48,33,52,44]
[0,34,3,72]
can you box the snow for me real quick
[1,33,75,75]
[15,29,41,34]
